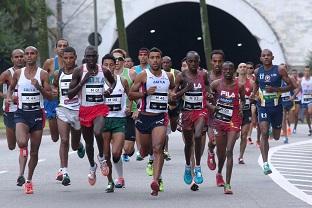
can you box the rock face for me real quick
[47,0,312,69]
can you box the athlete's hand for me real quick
[125,107,131,116]
[31,78,41,90]
[184,81,194,92]
[132,111,139,119]
[169,91,177,101]
[80,71,91,85]
[5,96,12,106]
[12,95,18,104]
[249,92,256,100]
[265,85,277,93]
[206,92,214,101]
[146,86,157,95]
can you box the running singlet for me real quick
[49,55,60,84]
[58,69,80,110]
[301,77,312,104]
[214,79,240,123]
[17,67,44,111]
[121,68,137,112]
[134,65,150,74]
[2,67,18,112]
[243,78,252,111]
[104,75,127,117]
[140,69,170,113]
[80,64,105,106]
[281,80,294,103]
[257,65,282,107]
[182,70,206,111]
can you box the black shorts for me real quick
[3,112,15,129]
[242,110,252,126]
[135,113,168,134]
[125,114,136,141]
[14,109,45,133]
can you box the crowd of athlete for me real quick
[3,38,310,196]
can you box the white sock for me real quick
[114,159,123,178]
[59,168,63,173]
[149,154,154,161]
[62,167,68,174]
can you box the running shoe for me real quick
[194,166,203,184]
[24,181,33,194]
[164,151,171,161]
[263,162,272,175]
[238,158,245,164]
[247,137,253,144]
[224,184,233,194]
[77,142,85,158]
[190,181,199,191]
[216,173,225,187]
[122,154,130,162]
[207,152,216,170]
[287,127,291,136]
[146,160,153,176]
[17,175,25,186]
[97,155,109,176]
[105,181,115,193]
[183,166,193,185]
[88,163,97,186]
[62,173,71,186]
[283,137,289,144]
[293,128,296,134]
[136,151,144,161]
[159,179,164,192]
[115,177,125,188]
[150,180,159,196]
[56,171,63,181]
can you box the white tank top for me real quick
[80,64,105,106]
[140,69,170,113]
[301,76,312,104]
[58,70,80,110]
[104,75,127,117]
[2,68,18,112]
[17,67,44,111]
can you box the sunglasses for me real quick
[115,57,125,61]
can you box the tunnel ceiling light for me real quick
[197,36,202,40]
[150,29,156,33]
[237,43,243,47]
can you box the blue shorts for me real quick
[258,105,282,129]
[135,113,168,134]
[44,99,58,119]
[3,112,15,129]
[282,101,294,111]
[14,109,45,133]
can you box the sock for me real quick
[62,167,68,174]
[114,159,123,178]
[149,154,154,161]
[59,168,63,173]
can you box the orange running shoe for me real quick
[150,180,159,196]
[207,152,216,170]
[24,181,34,194]
[216,173,225,187]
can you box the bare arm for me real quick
[275,65,295,93]
[0,71,10,98]
[239,83,246,114]
[68,66,83,99]
[129,72,146,101]
[52,70,60,99]
[6,70,20,101]
[38,70,52,100]
[103,66,116,94]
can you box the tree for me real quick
[37,0,49,65]
[114,0,128,52]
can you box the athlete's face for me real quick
[181,61,188,71]
[11,50,25,68]
[84,49,98,68]
[138,51,148,64]
[162,58,171,71]
[246,64,254,75]
[63,52,76,70]
[260,50,274,65]
[124,58,133,68]
[186,56,200,72]
[222,64,235,80]
[112,52,124,70]
[304,67,310,77]
[291,70,298,78]
[211,54,224,74]
[24,47,38,66]
[148,52,162,71]
[237,63,247,76]
[55,40,68,57]
[102,59,116,72]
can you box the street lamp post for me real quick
[94,0,98,51]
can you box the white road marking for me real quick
[258,140,312,206]
[279,171,312,175]
[272,157,311,162]
[282,174,312,178]
[0,170,8,174]
[293,184,312,188]
[301,190,312,193]
[288,178,312,183]
[69,151,76,155]
[38,159,46,163]
[273,163,312,168]
[271,160,312,165]
[274,167,312,172]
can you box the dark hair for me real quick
[55,38,69,48]
[149,47,162,57]
[305,65,310,69]
[223,61,234,68]
[181,57,187,63]
[138,47,150,54]
[84,45,97,55]
[211,49,225,59]
[246,61,254,66]
[63,47,76,56]
[102,53,116,65]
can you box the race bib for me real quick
[150,92,168,110]
[105,94,122,111]
[183,92,203,110]
[303,94,312,103]
[215,103,233,122]
[243,97,250,110]
[85,84,104,103]
[21,92,40,111]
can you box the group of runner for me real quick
[2,38,311,197]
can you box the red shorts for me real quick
[79,104,109,127]
[213,119,242,134]
[181,109,208,131]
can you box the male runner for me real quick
[210,61,245,194]
[101,54,129,192]
[43,39,69,142]
[52,47,85,186]
[7,46,51,194]
[129,47,175,196]
[68,46,116,186]
[252,49,294,175]
[290,69,301,134]
[124,57,134,69]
